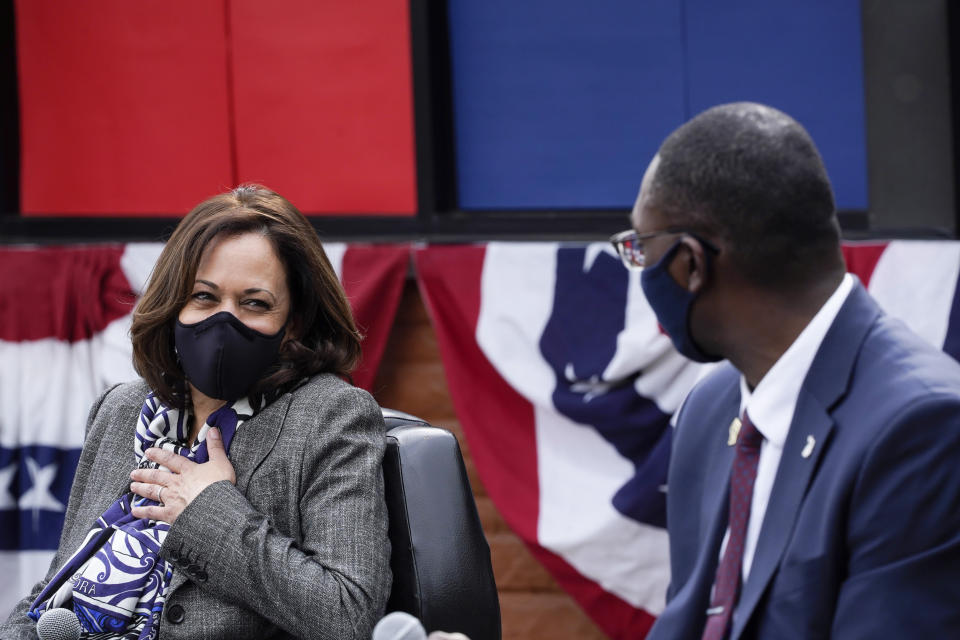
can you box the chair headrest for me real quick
[381,408,430,430]
[381,419,501,640]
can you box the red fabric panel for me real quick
[16,2,233,215]
[229,0,417,215]
[0,246,135,341]
[413,246,540,541]
[529,545,657,640]
[842,242,889,288]
[342,244,410,391]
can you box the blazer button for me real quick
[167,603,186,624]
[195,570,208,582]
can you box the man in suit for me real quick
[611,102,960,638]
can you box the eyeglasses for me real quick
[609,227,717,270]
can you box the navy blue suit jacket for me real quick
[648,283,960,639]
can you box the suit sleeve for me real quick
[160,384,391,640]
[663,397,691,604]
[832,394,960,637]
[0,383,121,640]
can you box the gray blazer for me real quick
[1,374,391,639]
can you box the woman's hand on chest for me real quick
[128,427,237,524]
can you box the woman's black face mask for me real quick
[174,311,286,400]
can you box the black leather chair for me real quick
[381,409,502,640]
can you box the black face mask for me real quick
[174,311,286,400]
[640,240,722,363]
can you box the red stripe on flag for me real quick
[529,544,657,639]
[341,245,410,391]
[0,246,135,342]
[417,245,659,638]
[414,246,541,542]
[842,242,888,287]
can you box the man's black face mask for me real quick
[640,239,722,363]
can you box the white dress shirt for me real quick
[719,273,854,581]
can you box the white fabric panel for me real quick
[322,242,347,281]
[477,242,677,612]
[867,240,960,349]
[0,551,55,621]
[0,338,103,450]
[120,243,165,295]
[476,243,559,407]
[534,404,670,612]
[121,241,348,288]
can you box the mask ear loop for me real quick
[691,234,715,290]
[673,233,717,295]
[244,314,293,411]
[647,237,685,272]
[172,344,193,414]
[682,235,720,361]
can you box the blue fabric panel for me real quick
[542,247,671,527]
[0,445,82,551]
[448,0,686,210]
[684,0,867,209]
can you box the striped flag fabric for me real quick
[0,242,408,618]
[845,241,960,361]
[415,240,960,639]
[4,238,960,635]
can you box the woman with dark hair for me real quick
[1,185,391,640]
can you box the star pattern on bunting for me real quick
[582,243,618,273]
[563,362,637,403]
[19,457,66,519]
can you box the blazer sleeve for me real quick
[160,383,391,640]
[832,393,960,637]
[0,383,121,640]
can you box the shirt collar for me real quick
[739,273,854,447]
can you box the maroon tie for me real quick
[702,412,764,640]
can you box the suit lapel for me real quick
[665,483,734,639]
[699,386,741,545]
[166,391,292,595]
[730,283,881,638]
[681,381,741,627]
[731,391,833,636]
[653,379,741,639]
[228,392,291,493]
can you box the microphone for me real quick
[372,611,427,640]
[36,608,81,640]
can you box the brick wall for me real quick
[372,280,608,640]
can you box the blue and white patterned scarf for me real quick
[28,392,253,639]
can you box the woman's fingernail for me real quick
[209,428,220,439]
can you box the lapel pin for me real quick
[801,435,816,458]
[728,417,742,446]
